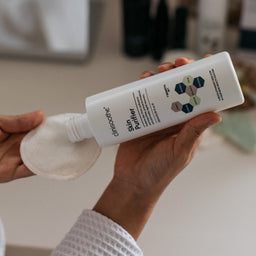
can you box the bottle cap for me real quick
[66,113,93,142]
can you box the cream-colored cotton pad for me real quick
[20,114,101,180]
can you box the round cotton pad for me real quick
[20,114,101,180]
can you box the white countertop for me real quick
[0,1,256,256]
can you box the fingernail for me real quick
[175,57,193,67]
[158,63,174,72]
[141,71,154,78]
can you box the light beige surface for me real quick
[6,245,51,256]
[0,1,256,256]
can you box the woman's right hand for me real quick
[94,56,222,240]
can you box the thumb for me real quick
[0,111,44,134]
[174,112,222,154]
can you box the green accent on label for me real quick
[189,95,201,106]
[182,75,194,86]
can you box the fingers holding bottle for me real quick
[140,56,195,80]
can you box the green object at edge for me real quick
[213,111,256,153]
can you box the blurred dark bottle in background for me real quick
[239,0,256,51]
[122,0,151,57]
[172,0,188,49]
[150,0,170,60]
[121,0,256,61]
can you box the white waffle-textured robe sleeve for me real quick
[51,210,143,256]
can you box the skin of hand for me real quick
[0,111,44,183]
[94,57,222,240]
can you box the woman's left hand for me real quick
[0,111,44,183]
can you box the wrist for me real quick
[93,177,159,240]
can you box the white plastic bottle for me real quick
[66,52,244,147]
[197,0,229,56]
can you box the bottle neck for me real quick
[66,113,93,142]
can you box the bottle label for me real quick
[101,71,220,139]
[129,89,160,130]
